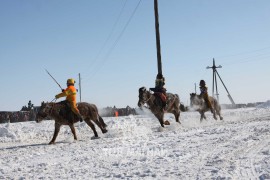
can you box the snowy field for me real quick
[1,104,270,179]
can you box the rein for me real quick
[48,98,57,116]
[139,91,152,109]
[144,93,152,103]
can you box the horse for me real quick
[138,87,181,127]
[36,101,108,144]
[190,93,223,122]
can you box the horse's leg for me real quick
[159,119,164,127]
[93,117,108,134]
[203,113,207,119]
[84,118,98,137]
[219,113,223,120]
[49,123,61,144]
[174,111,181,124]
[200,112,204,123]
[217,109,223,120]
[98,115,107,128]
[212,109,217,120]
[69,124,78,141]
[156,113,164,127]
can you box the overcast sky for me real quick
[1,0,270,111]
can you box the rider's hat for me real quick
[199,80,206,86]
[67,78,75,85]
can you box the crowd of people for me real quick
[0,100,37,124]
[0,110,36,124]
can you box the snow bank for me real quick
[0,127,17,141]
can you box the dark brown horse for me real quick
[138,87,181,127]
[190,93,223,122]
[36,101,107,144]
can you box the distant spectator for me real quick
[28,100,34,110]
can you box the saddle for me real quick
[58,101,78,123]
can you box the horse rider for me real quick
[150,73,167,110]
[55,78,83,122]
[199,80,214,113]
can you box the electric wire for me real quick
[82,0,142,83]
[82,0,128,76]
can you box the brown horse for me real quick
[138,87,181,127]
[190,93,223,122]
[36,101,107,144]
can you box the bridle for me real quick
[139,91,152,104]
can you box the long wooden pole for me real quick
[79,73,81,102]
[154,0,162,75]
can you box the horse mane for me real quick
[139,87,147,93]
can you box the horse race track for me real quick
[1,107,270,179]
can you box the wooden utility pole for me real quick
[154,0,162,75]
[79,73,81,102]
[207,58,236,106]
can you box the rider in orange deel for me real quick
[199,80,214,113]
[55,78,83,122]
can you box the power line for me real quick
[222,52,270,66]
[216,46,270,60]
[82,0,128,76]
[83,0,142,83]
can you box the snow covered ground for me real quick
[1,105,270,179]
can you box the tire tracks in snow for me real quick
[193,116,270,179]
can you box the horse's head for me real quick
[137,87,149,107]
[190,93,198,107]
[35,101,53,123]
[190,93,204,108]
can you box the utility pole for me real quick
[206,58,236,106]
[78,73,81,102]
[154,0,162,75]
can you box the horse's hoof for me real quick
[164,120,170,125]
[220,117,223,120]
[49,141,55,145]
[102,129,108,134]
[91,136,100,140]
